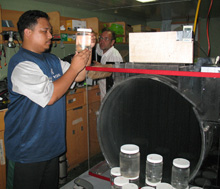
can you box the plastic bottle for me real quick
[171,158,190,189]
[120,144,140,178]
[76,28,91,52]
[145,153,163,186]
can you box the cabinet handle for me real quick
[72,117,83,126]
[72,106,83,111]
[68,98,76,104]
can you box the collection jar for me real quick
[145,153,163,186]
[76,28,92,52]
[122,183,138,189]
[156,182,173,189]
[111,167,121,188]
[171,158,190,189]
[120,144,140,178]
[114,176,129,189]
[129,176,139,186]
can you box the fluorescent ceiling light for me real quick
[136,0,157,3]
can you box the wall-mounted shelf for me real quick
[0,5,130,45]
[0,7,61,44]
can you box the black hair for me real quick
[101,28,116,41]
[17,10,49,41]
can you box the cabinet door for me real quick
[0,131,6,189]
[66,91,85,111]
[88,85,101,104]
[66,110,78,168]
[66,105,88,170]
[0,110,6,131]
[88,101,101,157]
[0,110,6,189]
[77,123,88,161]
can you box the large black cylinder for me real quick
[97,75,212,184]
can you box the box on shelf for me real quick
[132,24,146,32]
[126,24,133,33]
[66,20,86,31]
[60,33,68,41]
[67,34,76,41]
[145,26,160,32]
[132,24,160,32]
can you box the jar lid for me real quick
[156,183,172,189]
[173,158,190,168]
[190,187,203,189]
[120,144,139,154]
[114,176,129,186]
[147,154,163,163]
[77,28,92,32]
[127,175,139,180]
[122,183,138,189]
[110,167,121,176]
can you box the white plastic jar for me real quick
[145,154,163,186]
[114,176,130,189]
[156,182,173,189]
[141,186,154,189]
[111,167,121,188]
[120,144,140,178]
[122,183,138,189]
[128,175,139,186]
[171,158,190,189]
[76,28,92,52]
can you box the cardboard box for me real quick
[67,34,76,41]
[132,24,146,32]
[132,25,160,32]
[129,31,193,64]
[66,20,86,31]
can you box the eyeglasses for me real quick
[99,36,112,41]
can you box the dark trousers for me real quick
[6,157,59,189]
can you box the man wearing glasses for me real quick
[94,28,123,100]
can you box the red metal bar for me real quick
[86,66,220,78]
